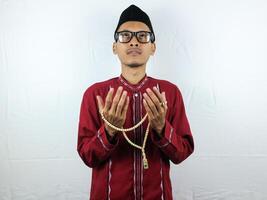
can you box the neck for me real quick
[121,64,146,84]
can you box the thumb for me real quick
[96,96,104,113]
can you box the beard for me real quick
[126,62,143,68]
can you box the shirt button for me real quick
[135,93,138,97]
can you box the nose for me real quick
[129,35,139,47]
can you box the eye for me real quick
[137,32,150,42]
[138,32,147,38]
[120,32,131,38]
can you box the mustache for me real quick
[126,48,142,54]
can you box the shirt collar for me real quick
[118,73,149,92]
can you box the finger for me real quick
[152,87,165,104]
[96,95,104,113]
[110,86,123,114]
[143,92,157,116]
[162,92,168,109]
[146,88,163,112]
[116,91,127,115]
[153,87,167,110]
[104,87,114,112]
[143,98,154,118]
[121,96,129,118]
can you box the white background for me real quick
[1,0,267,199]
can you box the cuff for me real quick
[150,120,174,148]
[97,124,119,151]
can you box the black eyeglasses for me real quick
[114,31,155,43]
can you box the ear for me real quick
[112,42,117,55]
[150,42,156,56]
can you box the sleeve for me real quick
[150,86,194,164]
[77,88,119,168]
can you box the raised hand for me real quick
[96,86,130,137]
[142,87,167,136]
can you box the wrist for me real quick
[104,125,117,137]
[155,124,165,137]
[104,127,118,144]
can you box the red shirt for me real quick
[77,74,194,200]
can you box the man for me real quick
[77,4,194,200]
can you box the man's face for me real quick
[113,21,156,68]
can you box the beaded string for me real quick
[100,112,150,169]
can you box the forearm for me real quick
[151,120,194,164]
[77,124,119,168]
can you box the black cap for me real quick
[114,5,155,42]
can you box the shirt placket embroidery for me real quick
[134,92,142,200]
[133,93,137,200]
[119,76,149,200]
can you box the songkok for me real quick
[114,4,155,42]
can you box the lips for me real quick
[127,48,142,55]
